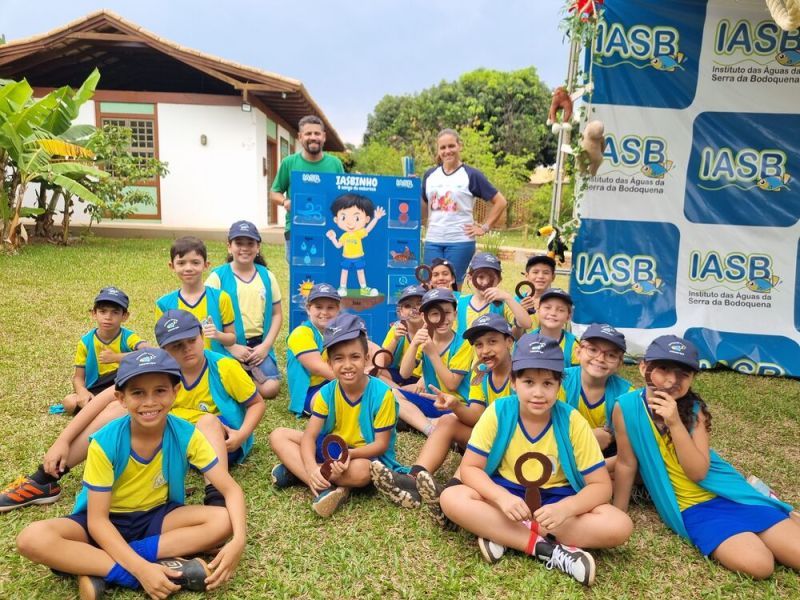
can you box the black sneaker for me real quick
[157,557,210,591]
[77,575,106,600]
[0,476,61,512]
[542,543,596,586]
[477,537,506,564]
[369,461,420,508]
[415,470,456,530]
[271,463,301,488]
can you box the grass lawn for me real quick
[0,237,798,599]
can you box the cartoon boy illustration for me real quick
[326,193,386,297]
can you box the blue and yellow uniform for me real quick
[381,323,418,385]
[155,288,235,353]
[412,336,474,401]
[455,294,514,338]
[206,267,281,341]
[287,321,328,415]
[311,380,396,449]
[532,328,579,368]
[558,367,633,430]
[74,327,144,391]
[467,371,512,408]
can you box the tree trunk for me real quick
[61,193,73,245]
[4,181,27,249]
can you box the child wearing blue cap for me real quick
[527,287,579,367]
[613,335,800,578]
[558,324,634,471]
[270,314,407,517]
[440,333,632,586]
[380,284,426,387]
[16,349,247,599]
[206,220,282,400]
[155,236,237,356]
[63,287,148,414]
[456,252,532,338]
[286,283,341,416]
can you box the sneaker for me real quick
[157,557,210,591]
[543,543,596,586]
[338,287,348,297]
[312,486,350,517]
[416,470,455,530]
[369,461,420,509]
[77,575,106,600]
[361,287,379,297]
[271,463,300,488]
[0,476,61,512]
[477,537,506,564]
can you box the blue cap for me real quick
[525,254,556,272]
[115,348,181,389]
[420,288,457,312]
[463,313,513,343]
[539,287,573,306]
[307,283,341,304]
[323,313,368,349]
[398,284,427,304]
[512,333,565,373]
[155,310,202,348]
[94,286,129,310]
[469,252,502,273]
[645,335,699,371]
[581,323,626,352]
[228,220,261,242]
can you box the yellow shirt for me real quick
[173,356,257,424]
[461,297,516,332]
[468,370,512,407]
[83,429,217,513]
[154,290,235,351]
[340,229,368,259]
[74,329,144,378]
[412,337,474,400]
[287,324,328,388]
[310,382,396,448]
[468,403,604,489]
[206,270,282,339]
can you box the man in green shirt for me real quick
[270,115,345,261]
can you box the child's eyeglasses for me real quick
[580,343,623,363]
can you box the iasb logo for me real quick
[164,318,179,331]
[603,134,674,179]
[594,23,686,71]
[138,352,157,364]
[715,19,800,66]
[698,146,791,192]
[574,252,663,296]
[528,341,547,353]
[667,341,687,355]
[689,251,781,293]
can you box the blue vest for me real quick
[617,389,793,539]
[455,294,505,338]
[155,287,229,356]
[81,328,137,389]
[318,377,409,473]
[204,350,254,462]
[421,337,471,401]
[211,264,277,365]
[73,414,195,514]
[287,321,325,416]
[484,395,586,491]
[561,366,632,428]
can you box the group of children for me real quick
[2,221,799,597]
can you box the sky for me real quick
[1,1,571,145]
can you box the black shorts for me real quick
[66,501,183,545]
[87,371,118,396]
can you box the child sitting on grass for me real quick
[16,349,246,599]
[286,283,341,416]
[440,333,632,586]
[380,284,426,387]
[270,313,407,517]
[63,287,147,414]
[613,335,800,578]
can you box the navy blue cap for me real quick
[323,313,368,349]
[398,284,426,304]
[463,313,513,343]
[155,310,202,348]
[525,254,556,272]
[539,287,573,306]
[307,283,341,304]
[115,348,181,389]
[420,288,457,312]
[512,333,565,373]
[469,252,502,273]
[228,220,261,242]
[582,323,626,352]
[94,286,129,310]
[645,335,699,371]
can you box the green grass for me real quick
[0,237,798,599]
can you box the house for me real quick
[0,10,344,239]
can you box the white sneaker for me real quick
[361,286,378,297]
[337,287,347,297]
[545,543,596,586]
[477,537,506,564]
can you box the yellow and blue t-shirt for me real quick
[155,289,235,351]
[206,269,281,339]
[340,230,368,259]
[468,371,512,408]
[287,323,328,389]
[172,356,257,424]
[412,336,474,401]
[310,381,396,448]
[467,402,604,489]
[83,429,217,513]
[74,328,144,383]
[558,367,634,429]
[458,294,516,334]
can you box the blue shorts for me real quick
[245,337,282,381]
[682,496,789,556]
[66,501,183,545]
[398,389,452,418]
[491,475,576,506]
[388,367,418,387]
[302,382,327,416]
[341,257,366,271]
